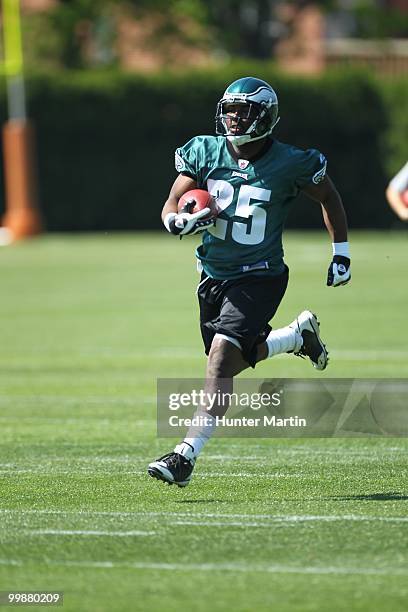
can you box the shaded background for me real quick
[0,0,407,231]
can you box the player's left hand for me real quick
[327,255,351,287]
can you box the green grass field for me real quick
[0,231,407,612]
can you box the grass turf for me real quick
[0,231,407,612]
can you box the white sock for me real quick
[174,411,217,462]
[266,326,302,358]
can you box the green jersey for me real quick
[175,136,327,280]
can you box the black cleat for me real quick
[148,446,195,488]
[289,310,329,370]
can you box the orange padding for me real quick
[2,120,42,239]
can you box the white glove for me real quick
[164,208,215,236]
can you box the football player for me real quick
[148,76,351,487]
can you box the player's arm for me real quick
[161,174,215,236]
[386,162,408,222]
[386,185,408,221]
[301,174,348,241]
[161,174,197,222]
[301,175,351,287]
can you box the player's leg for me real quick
[148,273,328,486]
[175,273,329,464]
[172,317,328,479]
[147,276,221,487]
[194,309,329,374]
[166,271,291,475]
[148,270,292,486]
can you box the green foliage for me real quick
[378,75,408,178]
[0,66,406,230]
[18,1,408,74]
[21,13,64,71]
[22,0,117,70]
[352,3,408,39]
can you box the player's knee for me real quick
[208,340,230,377]
[207,335,241,377]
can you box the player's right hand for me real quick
[164,209,215,236]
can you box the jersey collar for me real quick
[226,137,274,166]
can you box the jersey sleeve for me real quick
[389,161,408,192]
[295,149,327,188]
[174,138,199,180]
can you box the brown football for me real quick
[177,189,218,219]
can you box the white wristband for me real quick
[164,212,177,233]
[332,241,350,258]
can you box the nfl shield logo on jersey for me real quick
[238,159,250,170]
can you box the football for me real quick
[177,189,217,219]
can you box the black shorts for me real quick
[197,266,289,368]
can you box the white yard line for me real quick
[0,470,146,475]
[29,530,155,537]
[0,509,407,523]
[0,558,405,576]
[3,348,407,364]
[4,441,407,452]
[195,473,303,478]
[0,396,155,405]
[331,350,408,360]
[0,559,21,566]
[142,348,408,360]
[2,446,405,469]
[0,470,303,478]
[168,520,294,528]
[215,446,408,457]
[166,513,408,524]
[131,348,408,360]
[0,417,153,425]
